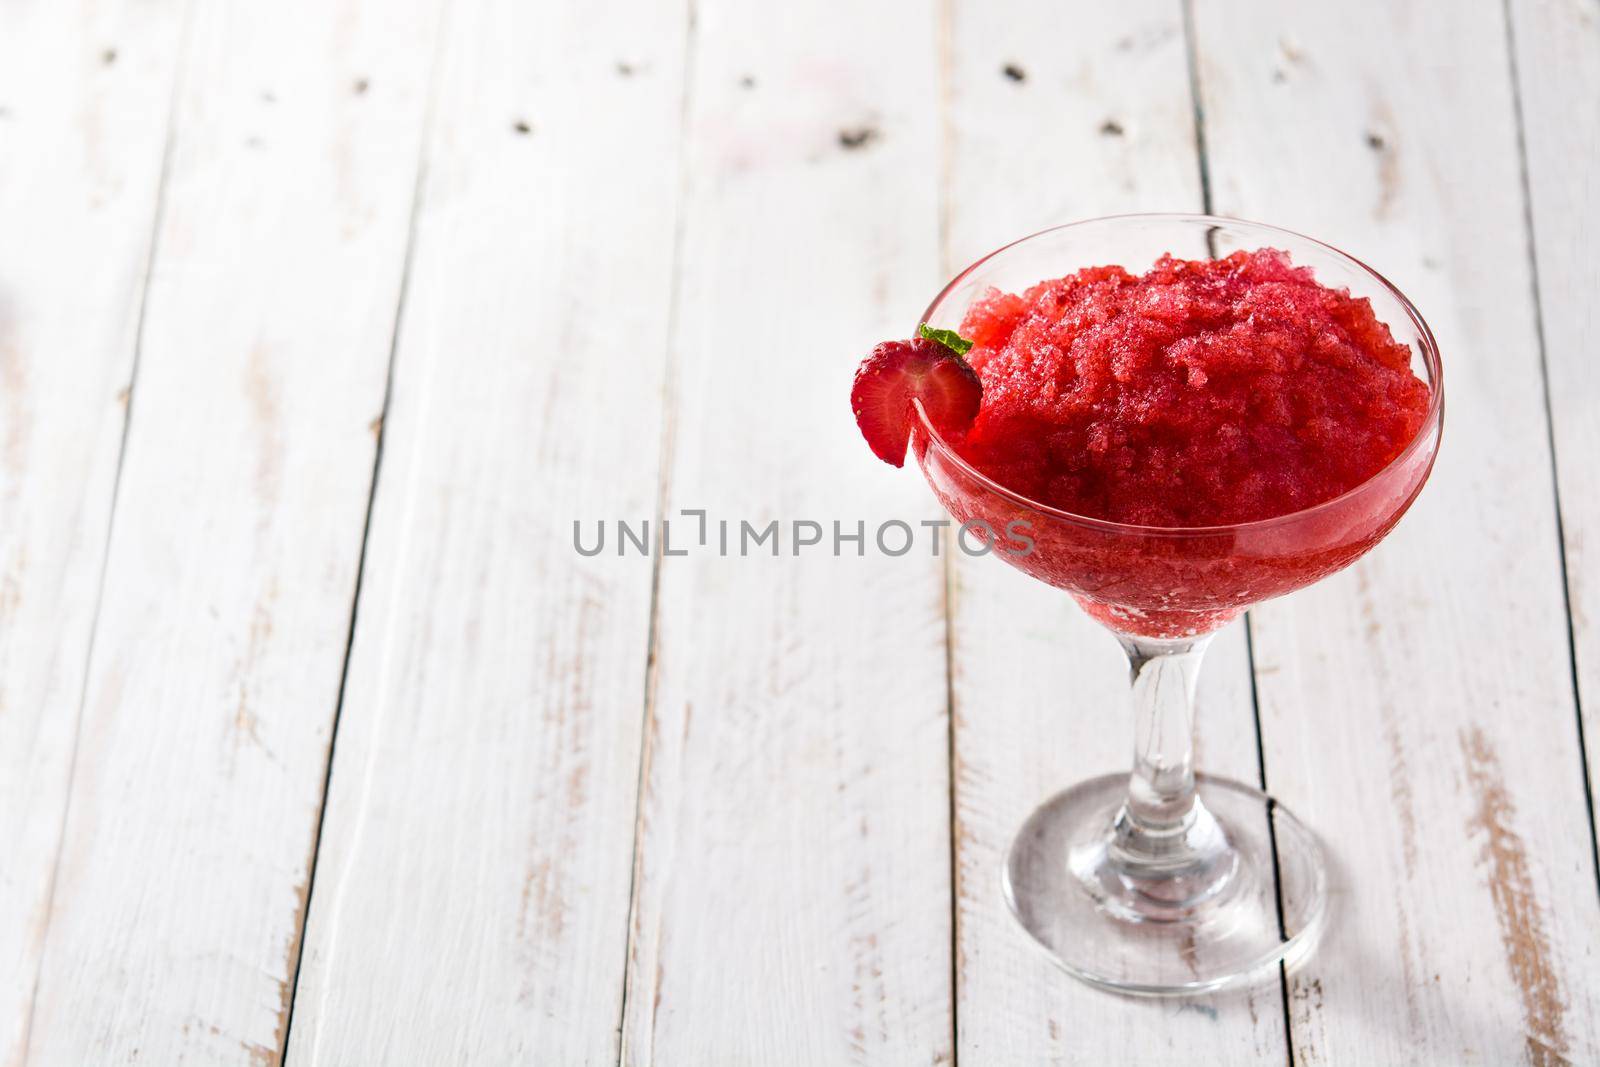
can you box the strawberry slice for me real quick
[851,330,982,467]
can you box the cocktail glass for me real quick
[911,214,1443,994]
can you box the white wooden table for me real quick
[3,1,1597,1063]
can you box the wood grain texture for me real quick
[941,2,1288,1061]
[19,0,439,1061]
[618,1,954,1062]
[1192,2,1600,1063]
[0,3,188,1062]
[1509,0,1600,869]
[286,1,688,1062]
[4,1,1596,1062]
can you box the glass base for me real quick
[1003,773,1327,996]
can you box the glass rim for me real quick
[913,212,1446,538]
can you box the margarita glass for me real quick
[910,215,1443,993]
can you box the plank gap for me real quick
[1499,0,1600,905]
[276,9,453,1059]
[14,2,198,1055]
[1179,0,1215,216]
[613,0,701,1061]
[1246,616,1298,1067]
[941,546,961,1066]
[935,0,962,1060]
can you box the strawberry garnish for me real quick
[851,325,982,467]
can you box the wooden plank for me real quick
[0,3,187,1062]
[941,2,1289,1061]
[619,2,954,1062]
[18,1,440,1062]
[285,2,688,1063]
[1509,0,1600,869]
[1192,2,1600,1063]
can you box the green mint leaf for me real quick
[918,322,974,358]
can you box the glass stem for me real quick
[1107,634,1235,910]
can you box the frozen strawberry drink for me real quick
[847,217,1443,993]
